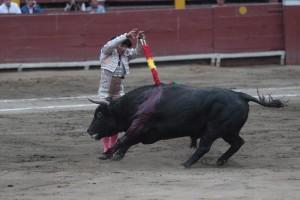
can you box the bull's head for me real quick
[87,98,119,140]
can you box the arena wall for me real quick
[283,1,300,65]
[0,3,295,66]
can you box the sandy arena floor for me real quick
[0,63,299,200]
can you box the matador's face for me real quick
[117,44,128,55]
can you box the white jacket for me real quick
[99,33,142,75]
[98,33,143,99]
[0,2,21,14]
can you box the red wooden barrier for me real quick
[0,4,286,64]
[283,2,300,65]
[213,4,284,52]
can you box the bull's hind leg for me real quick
[181,137,216,169]
[216,134,245,166]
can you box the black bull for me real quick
[87,84,284,168]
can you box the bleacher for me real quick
[16,0,277,14]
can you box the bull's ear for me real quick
[87,98,110,106]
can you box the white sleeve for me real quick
[101,34,127,55]
[15,3,22,14]
[127,38,143,61]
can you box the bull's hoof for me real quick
[110,153,124,161]
[216,158,226,166]
[179,163,191,169]
[98,153,110,160]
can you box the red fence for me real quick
[283,5,300,65]
[213,5,284,52]
[0,3,296,65]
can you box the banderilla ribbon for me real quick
[140,39,161,86]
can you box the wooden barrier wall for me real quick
[213,5,284,52]
[0,4,286,64]
[283,2,300,65]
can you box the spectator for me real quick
[21,0,41,14]
[216,0,225,6]
[0,0,21,14]
[64,0,85,12]
[86,0,105,13]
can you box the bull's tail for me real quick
[239,89,284,108]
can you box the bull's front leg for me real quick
[110,142,130,161]
[112,133,142,161]
[100,111,150,161]
[98,138,123,160]
[99,133,140,161]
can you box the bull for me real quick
[87,84,284,168]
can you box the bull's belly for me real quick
[140,123,205,144]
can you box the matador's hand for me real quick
[126,28,138,39]
[137,31,145,40]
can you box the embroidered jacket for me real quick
[98,33,143,99]
[99,33,142,74]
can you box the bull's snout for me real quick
[86,128,94,136]
[87,128,94,136]
[87,128,100,140]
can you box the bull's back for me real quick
[117,84,249,140]
[143,85,250,139]
[158,85,247,115]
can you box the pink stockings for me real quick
[102,134,119,153]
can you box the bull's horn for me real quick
[87,98,110,105]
